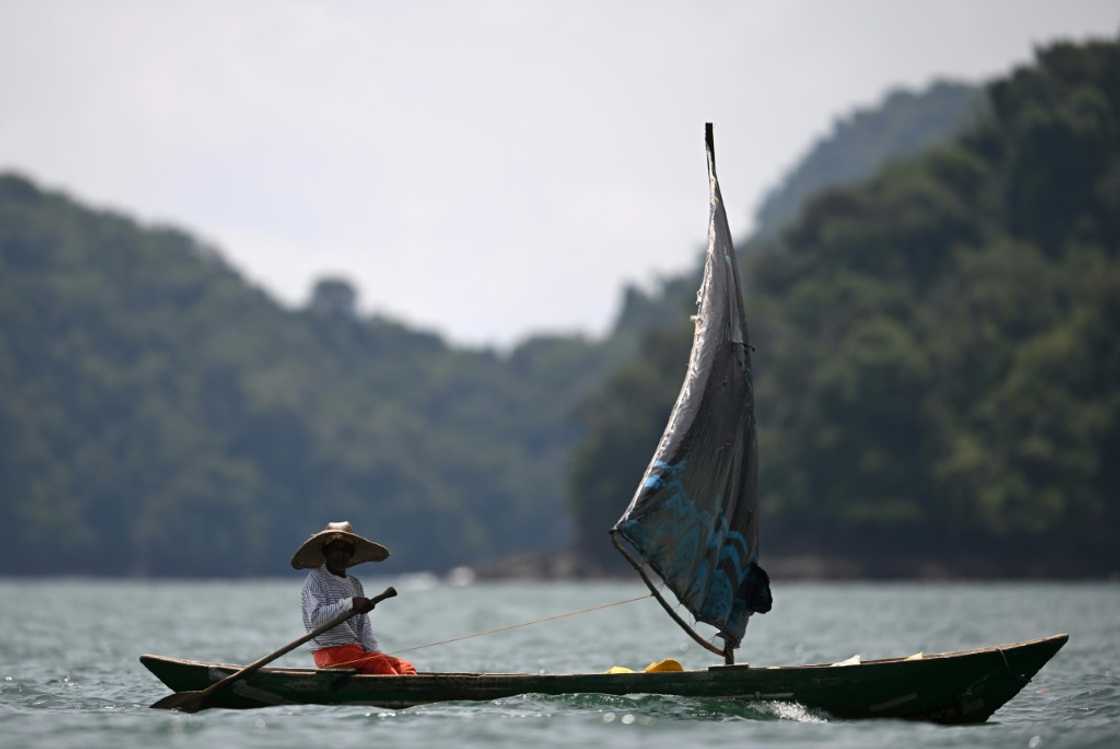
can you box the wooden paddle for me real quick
[151,585,398,712]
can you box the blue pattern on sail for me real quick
[616,458,755,643]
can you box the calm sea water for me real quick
[0,579,1116,748]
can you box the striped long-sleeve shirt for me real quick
[301,565,380,652]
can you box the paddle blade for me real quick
[150,690,209,712]
[372,586,397,605]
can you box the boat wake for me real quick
[518,692,829,723]
[754,699,829,723]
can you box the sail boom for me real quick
[610,531,729,659]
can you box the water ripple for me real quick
[0,579,1116,749]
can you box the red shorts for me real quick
[313,644,417,675]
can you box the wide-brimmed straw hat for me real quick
[290,521,390,570]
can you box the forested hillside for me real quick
[570,37,1120,576]
[0,181,611,574]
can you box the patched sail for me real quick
[612,124,763,650]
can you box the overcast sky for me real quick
[2,2,1117,346]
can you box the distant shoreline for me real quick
[1,551,1115,582]
[469,551,1120,582]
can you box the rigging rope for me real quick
[387,593,653,656]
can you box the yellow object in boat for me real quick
[643,658,684,672]
[607,659,685,674]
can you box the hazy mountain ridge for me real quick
[607,81,982,356]
[754,81,984,239]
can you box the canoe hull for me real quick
[141,633,1066,723]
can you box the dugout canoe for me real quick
[141,633,1066,722]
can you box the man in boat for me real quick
[292,521,417,675]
